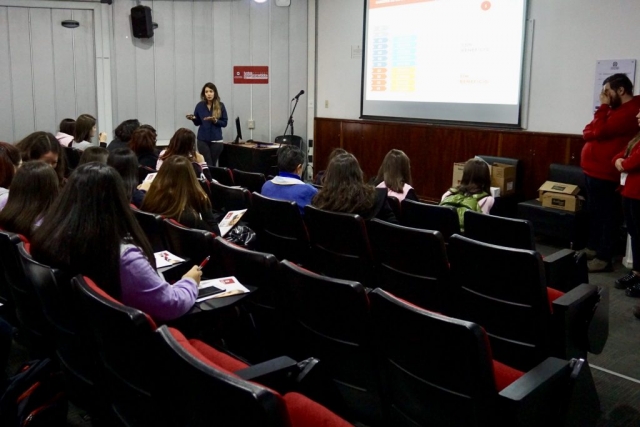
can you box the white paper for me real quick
[621,172,628,186]
[154,251,186,268]
[196,276,250,302]
[144,172,157,183]
[218,209,247,237]
[593,59,636,112]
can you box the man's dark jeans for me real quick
[585,174,621,262]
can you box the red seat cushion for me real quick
[167,327,248,373]
[546,287,565,314]
[492,360,525,392]
[283,392,353,427]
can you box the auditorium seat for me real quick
[518,164,589,249]
[464,210,536,250]
[208,165,235,186]
[152,325,354,427]
[400,199,460,241]
[250,192,311,265]
[209,181,253,214]
[137,165,156,185]
[232,168,266,193]
[63,146,82,177]
[386,196,401,220]
[130,206,167,252]
[303,205,374,286]
[161,218,217,277]
[369,288,600,427]
[367,219,449,312]
[447,234,608,372]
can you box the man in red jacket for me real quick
[582,73,640,272]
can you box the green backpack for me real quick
[439,188,489,232]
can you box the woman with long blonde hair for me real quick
[141,155,220,235]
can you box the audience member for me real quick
[108,148,146,208]
[261,145,317,214]
[440,158,494,231]
[72,114,107,150]
[612,110,640,314]
[108,119,140,153]
[15,131,66,186]
[157,128,212,181]
[141,155,221,235]
[31,163,201,323]
[0,161,59,238]
[374,149,418,202]
[314,147,347,185]
[129,127,159,169]
[55,118,75,147]
[312,153,397,223]
[582,73,640,272]
[0,142,22,209]
[78,146,109,166]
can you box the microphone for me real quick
[292,90,305,101]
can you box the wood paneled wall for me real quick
[314,118,585,203]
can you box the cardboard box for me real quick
[452,162,465,188]
[489,163,516,196]
[538,181,582,212]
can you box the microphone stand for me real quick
[282,97,299,138]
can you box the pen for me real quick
[198,256,211,270]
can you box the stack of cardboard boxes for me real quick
[451,160,516,198]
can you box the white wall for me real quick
[315,0,640,135]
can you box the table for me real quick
[219,141,279,176]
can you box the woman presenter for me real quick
[186,82,228,166]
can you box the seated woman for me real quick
[373,149,418,202]
[30,163,202,323]
[314,147,347,185]
[108,148,146,208]
[129,127,159,169]
[15,131,66,186]
[72,114,107,150]
[312,153,397,223]
[55,118,75,148]
[0,142,22,210]
[156,128,213,181]
[0,161,59,238]
[142,155,221,235]
[440,158,494,231]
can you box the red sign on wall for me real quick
[233,66,269,84]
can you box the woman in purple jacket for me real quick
[31,163,202,323]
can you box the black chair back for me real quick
[161,219,217,277]
[368,219,449,311]
[208,166,235,186]
[250,193,310,265]
[232,169,266,193]
[464,210,536,250]
[131,207,167,252]
[279,259,380,424]
[138,165,156,185]
[447,234,551,371]
[209,181,252,213]
[63,146,82,175]
[400,199,460,240]
[303,205,373,286]
[369,288,498,427]
[386,196,401,220]
[549,164,586,197]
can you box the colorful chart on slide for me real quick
[365,0,525,105]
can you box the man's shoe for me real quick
[633,305,640,319]
[587,258,613,273]
[614,272,640,289]
[581,248,597,260]
[625,283,640,298]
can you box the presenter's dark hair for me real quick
[277,145,304,173]
[79,147,109,166]
[0,161,59,238]
[114,119,141,143]
[312,153,376,214]
[129,128,157,156]
[107,148,139,201]
[74,114,96,143]
[15,131,65,185]
[160,128,197,161]
[58,118,76,136]
[457,158,491,196]
[0,142,22,188]
[374,149,412,193]
[31,162,154,299]
[603,73,634,95]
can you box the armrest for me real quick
[499,357,599,427]
[551,284,608,359]
[235,356,298,391]
[543,249,589,292]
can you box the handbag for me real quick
[224,224,257,249]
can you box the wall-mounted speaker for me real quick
[131,5,154,39]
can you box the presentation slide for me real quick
[361,0,528,126]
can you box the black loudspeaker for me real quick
[131,6,154,39]
[275,135,303,149]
